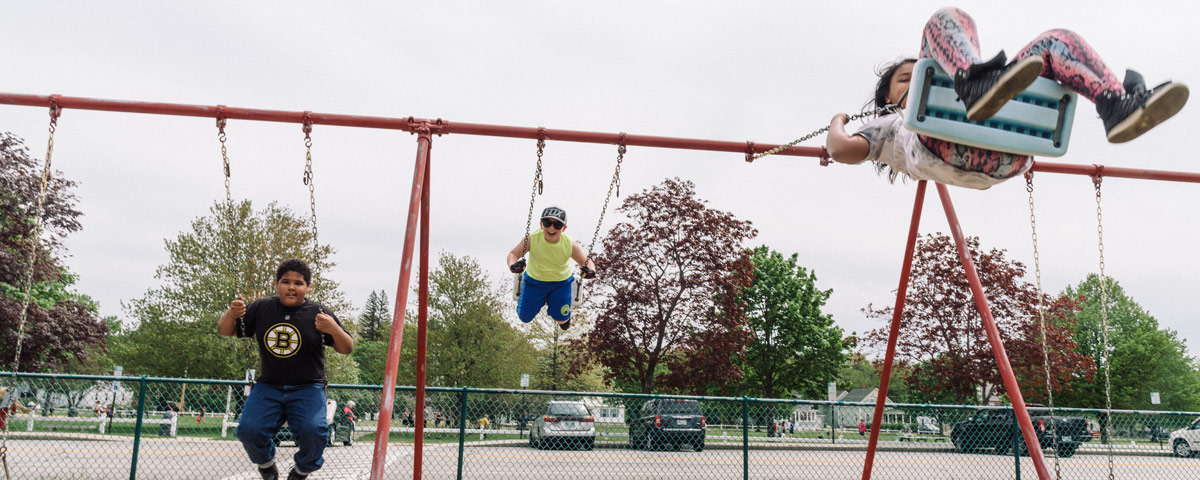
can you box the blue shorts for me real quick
[516,274,573,323]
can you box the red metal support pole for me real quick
[413,141,431,480]
[861,180,927,480]
[934,183,1051,480]
[371,128,432,480]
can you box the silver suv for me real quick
[529,400,595,450]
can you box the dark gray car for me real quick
[629,398,705,451]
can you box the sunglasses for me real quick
[541,219,564,229]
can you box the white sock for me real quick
[257,459,275,469]
[292,467,310,476]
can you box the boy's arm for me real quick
[217,297,246,337]
[316,311,355,354]
[571,241,596,271]
[506,236,529,271]
[825,113,870,164]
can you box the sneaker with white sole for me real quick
[1098,69,1189,143]
[954,51,1046,122]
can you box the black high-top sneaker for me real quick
[286,467,309,480]
[559,319,571,331]
[1098,69,1189,143]
[954,51,1045,122]
[257,462,279,480]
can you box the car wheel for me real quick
[1174,439,1195,458]
[529,434,539,450]
[585,438,594,451]
[694,442,704,452]
[951,432,973,453]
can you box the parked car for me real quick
[1168,416,1200,457]
[529,400,595,450]
[950,405,1090,457]
[916,416,941,435]
[629,398,706,452]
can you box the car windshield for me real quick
[547,403,588,416]
[659,400,701,414]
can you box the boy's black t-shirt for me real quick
[236,297,344,385]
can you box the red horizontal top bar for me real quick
[0,93,823,160]
[3,92,1200,183]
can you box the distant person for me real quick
[0,386,31,431]
[506,206,597,330]
[477,414,490,440]
[858,419,867,437]
[218,259,354,480]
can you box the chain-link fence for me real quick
[2,372,1199,479]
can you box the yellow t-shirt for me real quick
[527,230,573,282]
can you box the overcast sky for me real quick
[3,1,1198,369]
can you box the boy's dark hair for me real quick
[276,259,312,285]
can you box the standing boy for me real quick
[218,259,354,480]
[506,206,597,330]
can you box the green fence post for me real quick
[1012,407,1021,480]
[129,376,149,480]
[742,397,749,480]
[831,404,837,444]
[456,387,469,480]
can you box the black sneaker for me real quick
[954,51,1045,122]
[257,463,279,480]
[558,319,570,331]
[1098,69,1189,143]
[286,467,309,480]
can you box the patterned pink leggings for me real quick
[917,7,1124,179]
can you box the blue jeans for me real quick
[237,382,328,473]
[516,274,573,322]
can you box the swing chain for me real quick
[1025,171,1062,479]
[217,107,232,204]
[522,132,546,259]
[586,136,625,267]
[302,112,319,248]
[2,100,60,476]
[1092,167,1115,480]
[751,104,899,161]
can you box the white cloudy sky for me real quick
[2,1,1198,364]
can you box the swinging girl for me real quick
[826,7,1189,189]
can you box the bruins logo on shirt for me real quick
[264,323,302,358]
[560,305,571,317]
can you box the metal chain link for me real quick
[585,138,624,266]
[217,108,231,204]
[1025,172,1062,480]
[215,109,246,340]
[302,113,319,250]
[521,134,546,259]
[1092,169,1115,480]
[3,100,60,478]
[751,104,898,161]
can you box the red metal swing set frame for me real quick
[2,93,1198,480]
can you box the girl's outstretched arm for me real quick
[825,113,870,164]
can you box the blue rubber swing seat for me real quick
[903,58,1078,157]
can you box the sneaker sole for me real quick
[1107,82,1190,143]
[966,56,1045,122]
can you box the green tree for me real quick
[422,252,537,388]
[114,200,353,380]
[1057,274,1200,410]
[738,246,848,398]
[360,290,391,342]
[1,132,108,373]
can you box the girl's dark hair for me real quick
[276,258,312,285]
[866,57,917,184]
[868,57,917,112]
